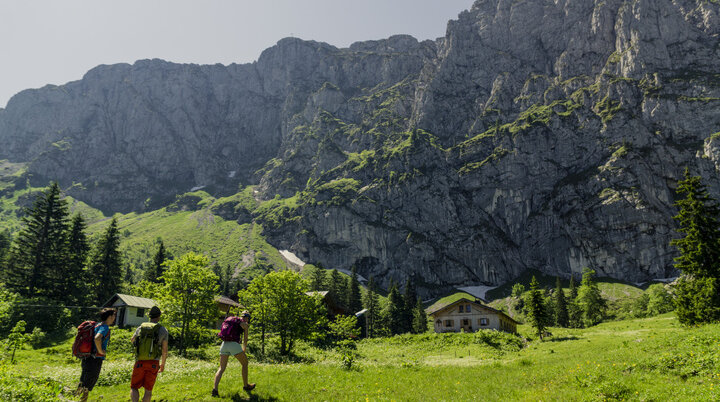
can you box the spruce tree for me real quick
[577,268,606,326]
[65,214,90,305]
[348,266,362,314]
[671,169,720,324]
[363,276,380,337]
[386,280,404,335]
[327,269,344,311]
[402,278,417,333]
[5,182,70,299]
[0,230,10,262]
[567,275,583,328]
[89,217,123,305]
[412,297,428,333]
[525,276,548,340]
[308,264,326,292]
[553,277,569,327]
[146,239,166,283]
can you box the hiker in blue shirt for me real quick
[77,308,116,402]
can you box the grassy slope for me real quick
[7,314,720,401]
[86,196,287,282]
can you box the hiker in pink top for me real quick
[212,310,255,397]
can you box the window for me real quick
[436,319,442,326]
[466,305,472,313]
[444,320,454,328]
[458,305,464,312]
[479,318,488,326]
[462,319,469,326]
[136,308,145,318]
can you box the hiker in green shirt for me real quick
[130,306,169,402]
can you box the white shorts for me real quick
[219,341,244,356]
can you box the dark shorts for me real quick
[131,360,160,391]
[79,357,103,391]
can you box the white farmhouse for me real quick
[426,297,518,334]
[102,293,157,328]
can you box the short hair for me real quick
[99,308,116,321]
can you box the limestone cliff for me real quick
[1,0,720,294]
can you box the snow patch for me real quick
[337,269,367,283]
[228,170,236,178]
[457,285,497,301]
[279,250,306,268]
[190,185,206,192]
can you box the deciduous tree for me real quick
[158,252,218,354]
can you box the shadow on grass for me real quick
[547,335,580,342]
[230,391,279,401]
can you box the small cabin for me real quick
[102,293,157,328]
[426,297,518,334]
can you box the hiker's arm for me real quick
[94,333,105,355]
[241,322,249,352]
[159,339,168,372]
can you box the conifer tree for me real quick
[145,239,166,283]
[348,266,362,314]
[577,268,606,326]
[308,264,326,292]
[0,230,10,263]
[402,278,417,333]
[89,217,123,305]
[567,275,583,328]
[525,276,549,340]
[671,169,720,324]
[5,182,70,299]
[386,280,405,335]
[363,276,380,337]
[412,297,428,333]
[553,277,569,327]
[327,269,344,311]
[65,214,90,305]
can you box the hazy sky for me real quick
[0,0,475,108]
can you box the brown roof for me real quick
[426,297,519,325]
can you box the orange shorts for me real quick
[131,360,160,390]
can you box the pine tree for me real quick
[363,276,380,337]
[89,217,123,305]
[553,277,569,327]
[412,297,428,333]
[525,276,549,340]
[5,182,70,299]
[145,239,166,283]
[0,230,10,262]
[386,280,405,335]
[671,169,720,324]
[65,214,90,305]
[402,278,417,333]
[577,268,606,326]
[348,266,362,314]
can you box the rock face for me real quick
[2,0,720,295]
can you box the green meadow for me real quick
[3,313,719,401]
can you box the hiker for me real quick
[130,306,169,402]
[76,308,116,402]
[212,310,255,397]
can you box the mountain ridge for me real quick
[1,0,720,295]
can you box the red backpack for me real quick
[72,321,98,358]
[217,316,243,342]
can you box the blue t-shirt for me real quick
[94,323,111,360]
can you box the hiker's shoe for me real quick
[211,389,219,397]
[243,383,256,391]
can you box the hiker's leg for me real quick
[142,389,152,402]
[213,354,229,391]
[130,388,140,402]
[234,352,249,387]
